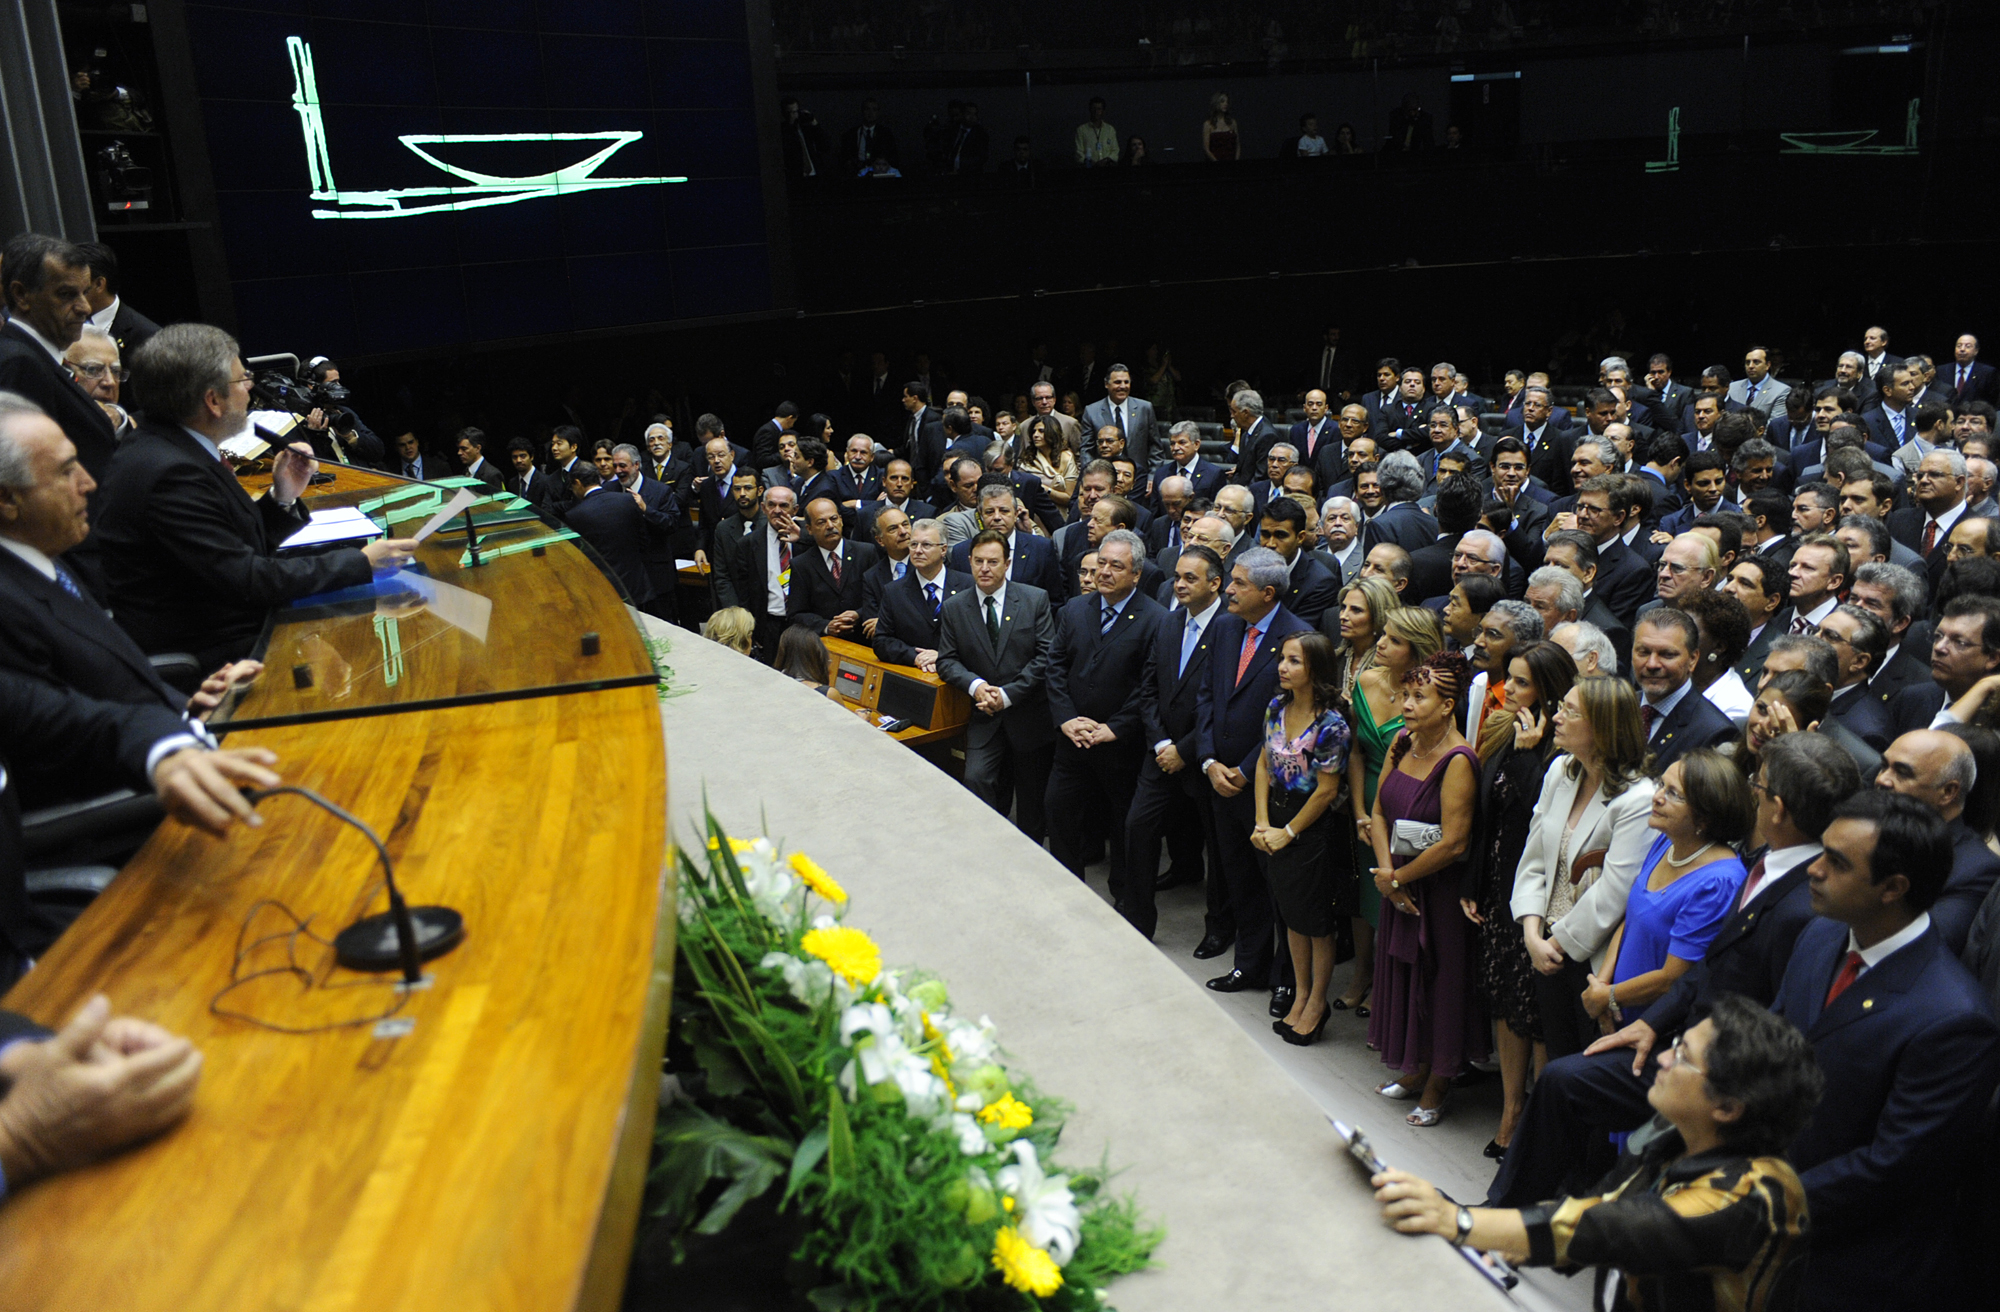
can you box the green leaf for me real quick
[650,1104,793,1236]
[786,1124,830,1202]
[825,1084,856,1182]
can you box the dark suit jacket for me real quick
[1947,360,1997,407]
[786,538,880,634]
[1360,501,1439,555]
[505,467,557,511]
[1734,609,1791,685]
[1,668,189,959]
[1772,919,1999,1307]
[750,420,792,472]
[829,464,883,505]
[1826,681,1895,751]
[1577,593,1633,674]
[1593,537,1656,627]
[462,457,505,490]
[0,321,119,480]
[1148,457,1224,513]
[1195,606,1312,774]
[1645,684,1738,773]
[710,512,781,617]
[1884,505,1953,592]
[1139,604,1220,768]
[1936,819,2000,956]
[106,299,161,355]
[1046,590,1165,742]
[564,486,655,605]
[935,582,1057,750]
[1278,553,1340,627]
[855,497,936,545]
[950,532,1062,601]
[872,567,972,666]
[1229,418,1281,485]
[1371,398,1431,452]
[1867,643,1930,709]
[92,420,373,666]
[1505,422,1578,498]
[1008,470,1063,535]
[1640,857,1816,1039]
[1405,532,1462,605]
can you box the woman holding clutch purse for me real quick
[1510,675,1656,1062]
[1367,650,1485,1126]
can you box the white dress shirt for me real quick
[1740,841,1821,909]
[1846,912,1931,980]
[765,522,790,616]
[966,582,1013,709]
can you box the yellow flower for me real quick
[706,835,757,855]
[801,926,881,986]
[991,1226,1063,1297]
[788,852,847,904]
[977,1092,1034,1130]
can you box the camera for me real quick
[93,141,153,210]
[250,369,356,434]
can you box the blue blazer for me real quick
[1148,458,1226,509]
[947,530,1062,601]
[1194,606,1311,774]
[1772,918,2000,1308]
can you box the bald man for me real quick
[1876,730,2000,953]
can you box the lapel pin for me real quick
[1862,998,1874,1009]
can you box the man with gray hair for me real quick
[0,234,119,480]
[611,441,683,620]
[1466,599,1542,740]
[1849,561,1932,706]
[91,325,418,665]
[1965,457,1999,520]
[1320,495,1364,584]
[1193,545,1311,992]
[62,325,131,440]
[1887,448,1969,591]
[1525,564,1584,633]
[1227,388,1279,490]
[1148,419,1224,509]
[1550,620,1615,675]
[1359,449,1437,554]
[1043,527,1165,892]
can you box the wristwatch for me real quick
[1453,1205,1474,1245]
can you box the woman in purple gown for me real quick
[1367,650,1488,1126]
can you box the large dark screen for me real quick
[184,1,777,357]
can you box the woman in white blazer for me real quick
[1509,674,1655,1061]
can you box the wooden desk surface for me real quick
[0,688,672,1311]
[822,637,969,747]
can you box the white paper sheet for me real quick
[410,488,480,542]
[278,506,382,550]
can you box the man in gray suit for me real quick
[1081,364,1158,470]
[1725,345,1790,418]
[937,528,1058,843]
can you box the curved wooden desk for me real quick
[0,462,672,1311]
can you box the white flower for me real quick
[734,839,796,921]
[955,1091,985,1113]
[949,1111,988,1156]
[943,1015,998,1069]
[837,1002,949,1114]
[759,951,846,1008]
[996,1141,1081,1265]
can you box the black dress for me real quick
[1465,739,1549,1040]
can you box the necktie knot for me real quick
[1640,704,1659,734]
[1825,949,1865,1007]
[52,564,83,600]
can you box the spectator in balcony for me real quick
[1294,113,1330,157]
[999,135,1035,182]
[1202,93,1240,162]
[1076,97,1120,167]
[778,97,828,179]
[1333,122,1362,155]
[838,98,898,173]
[1388,92,1434,152]
[947,101,988,174]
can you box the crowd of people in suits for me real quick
[6,220,2000,1302]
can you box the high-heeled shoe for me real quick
[1483,1139,1509,1159]
[1329,985,1371,1012]
[1280,1011,1329,1046]
[1407,1091,1453,1127]
[1376,1077,1422,1100]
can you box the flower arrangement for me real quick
[646,816,1160,1308]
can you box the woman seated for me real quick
[701,606,756,659]
[1373,995,1820,1312]
[775,624,834,697]
[1582,750,1753,1038]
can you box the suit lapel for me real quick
[1808,931,1927,1040]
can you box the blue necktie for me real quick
[1179,619,1201,676]
[893,560,907,580]
[925,581,940,615]
[1100,602,1118,634]
[52,564,83,600]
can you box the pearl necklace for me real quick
[1662,840,1715,868]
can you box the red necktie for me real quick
[779,540,792,572]
[1824,950,1864,1007]
[1922,520,1938,555]
[1640,704,1658,735]
[1235,628,1260,685]
[1737,856,1767,911]
[829,550,842,585]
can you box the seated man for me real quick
[1875,729,2000,954]
[91,326,418,667]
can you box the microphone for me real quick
[247,786,464,982]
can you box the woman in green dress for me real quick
[1342,603,1443,1013]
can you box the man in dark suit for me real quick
[786,496,879,638]
[608,443,682,619]
[1124,545,1225,940]
[713,483,797,660]
[1722,555,1792,686]
[749,403,799,473]
[1818,605,1896,751]
[1633,610,1738,772]
[1848,560,1930,708]
[0,234,118,482]
[1489,733,1852,1207]
[1876,729,2000,955]
[828,433,883,508]
[1194,548,1311,993]
[1504,386,1576,498]
[1769,791,1999,1311]
[90,326,417,667]
[1358,453,1439,556]
[1885,448,1968,594]
[855,458,935,538]
[1372,368,1433,453]
[453,428,504,489]
[1147,422,1225,510]
[76,240,161,357]
[946,485,1063,598]
[502,439,556,510]
[1565,476,1655,626]
[1044,530,1164,894]
[1643,355,1694,431]
[937,530,1057,841]
[1404,476,1482,604]
[562,461,655,608]
[871,517,969,670]
[1224,390,1282,489]
[895,386,942,483]
[1947,334,1997,407]
[1287,390,1342,482]
[1255,496,1340,625]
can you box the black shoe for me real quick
[1281,1012,1330,1046]
[1192,934,1234,960]
[1206,968,1260,993]
[1155,866,1202,892]
[1268,986,1296,1018]
[1483,1139,1508,1160]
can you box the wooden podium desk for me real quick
[822,637,971,747]
[0,462,673,1311]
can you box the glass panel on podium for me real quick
[207,472,659,730]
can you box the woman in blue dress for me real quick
[1582,749,1756,1035]
[1253,631,1352,1046]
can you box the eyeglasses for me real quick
[1656,784,1686,805]
[68,361,125,381]
[1749,776,1771,798]
[1670,1034,1706,1077]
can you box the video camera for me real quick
[246,353,355,434]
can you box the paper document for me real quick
[279,506,382,550]
[411,489,480,542]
